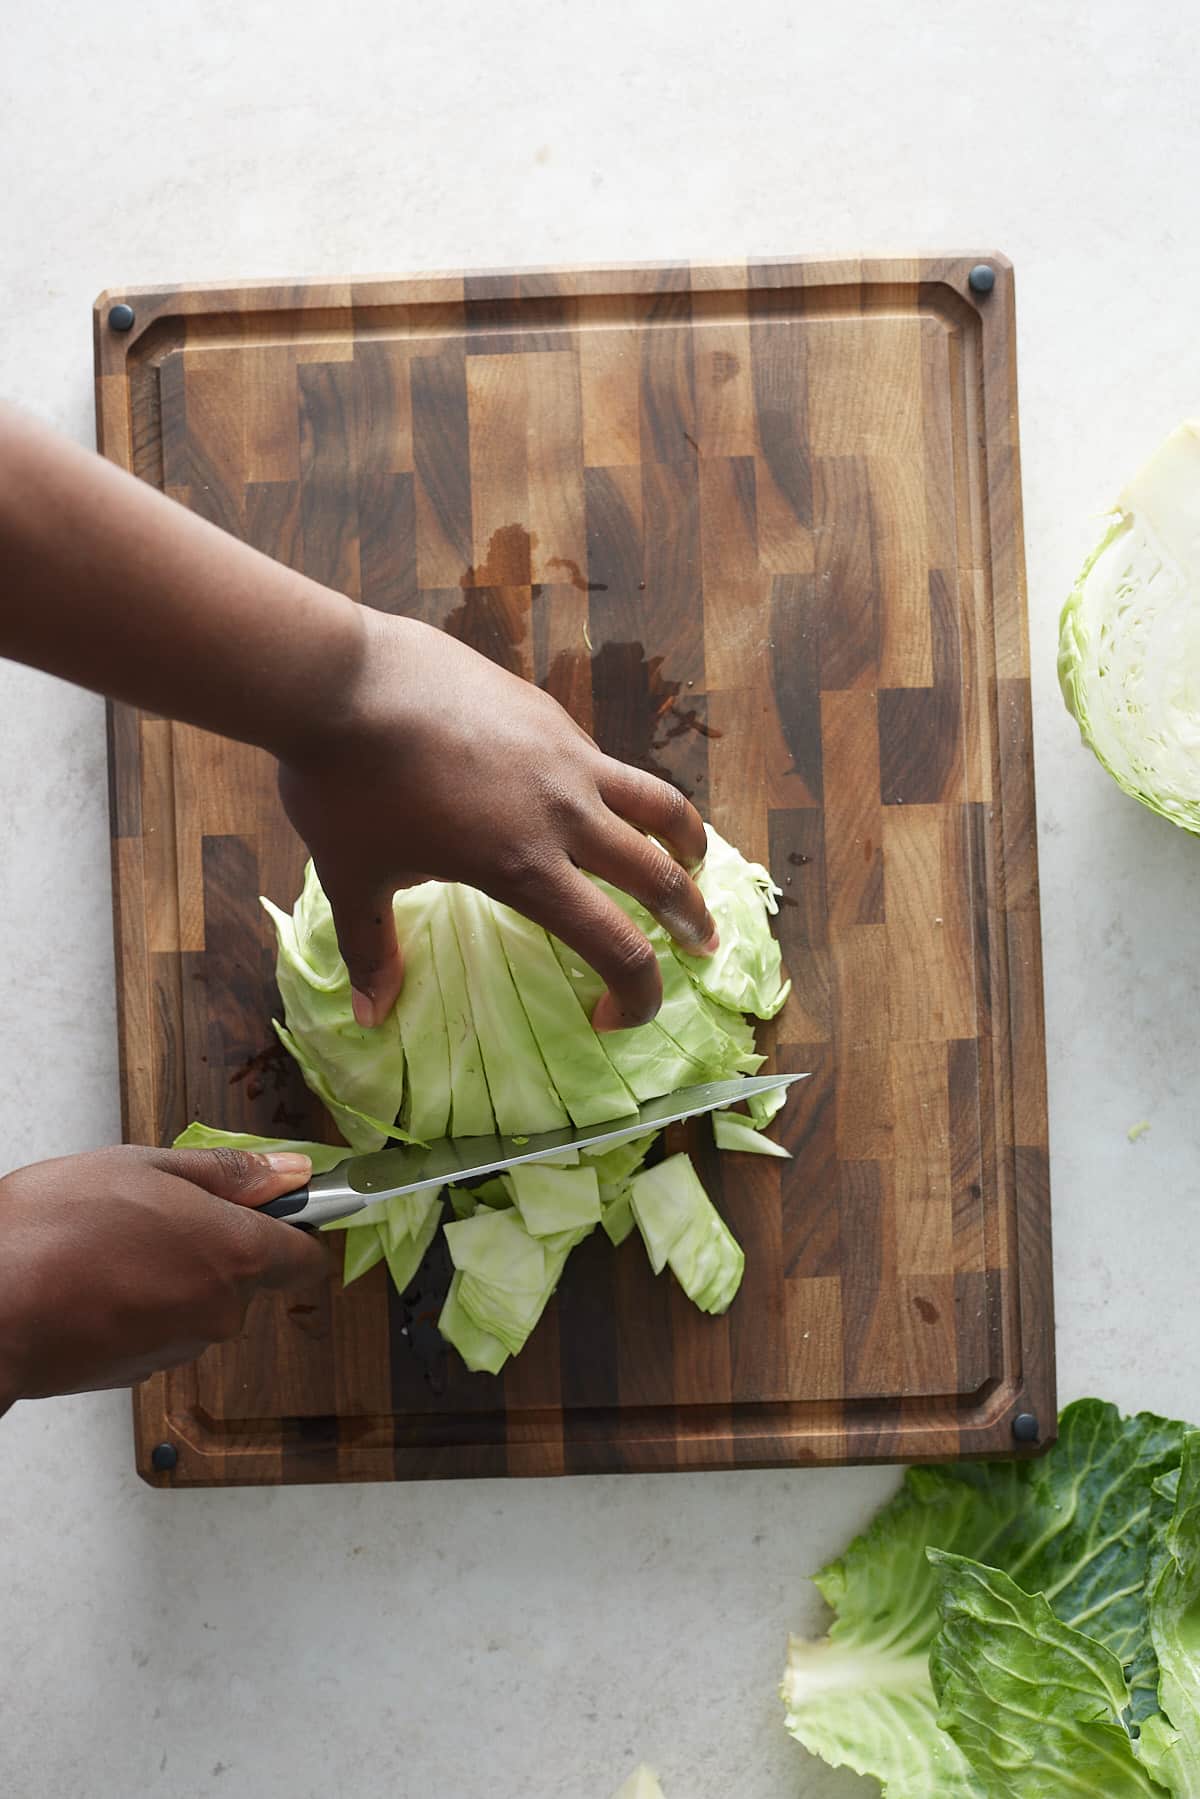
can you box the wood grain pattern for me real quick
[93,255,1054,1487]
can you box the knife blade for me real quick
[261,1071,807,1230]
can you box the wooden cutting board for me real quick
[94,255,1053,1487]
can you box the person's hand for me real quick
[0,410,717,1034]
[277,611,719,1033]
[0,1146,328,1410]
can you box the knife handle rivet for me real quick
[150,1441,178,1473]
[967,263,996,296]
[108,302,136,332]
[1011,1411,1039,1444]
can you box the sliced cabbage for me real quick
[600,1188,636,1246]
[447,884,568,1134]
[261,862,407,1150]
[491,902,637,1126]
[429,902,494,1137]
[343,1223,385,1285]
[506,1163,602,1236]
[391,918,452,1141]
[381,1191,442,1295]
[438,1272,509,1375]
[713,1112,792,1157]
[611,1769,666,1799]
[629,1152,744,1311]
[1059,421,1200,833]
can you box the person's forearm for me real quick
[0,403,365,760]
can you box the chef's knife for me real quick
[260,1071,806,1230]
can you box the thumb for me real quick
[150,1146,313,1209]
[322,872,405,1028]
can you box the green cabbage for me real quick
[1059,422,1200,833]
[430,902,494,1135]
[491,901,637,1126]
[342,1223,385,1285]
[506,1162,602,1235]
[438,1272,508,1375]
[712,1112,791,1157]
[182,823,790,1369]
[783,1398,1200,1796]
[261,862,408,1150]
[446,884,568,1134]
[929,1553,1161,1798]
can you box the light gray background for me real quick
[1,3,1196,1795]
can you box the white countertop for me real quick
[2,4,1198,1795]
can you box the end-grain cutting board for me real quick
[95,255,1053,1487]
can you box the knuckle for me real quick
[649,852,690,909]
[497,843,548,894]
[609,926,658,982]
[544,780,588,832]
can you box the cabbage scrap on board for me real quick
[782,1398,1200,1797]
[177,825,793,1373]
[611,1768,667,1799]
[1060,421,1200,833]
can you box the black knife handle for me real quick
[259,1184,312,1225]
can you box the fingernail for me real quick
[351,988,376,1028]
[698,927,720,957]
[258,1152,313,1178]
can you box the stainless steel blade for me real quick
[299,1071,806,1228]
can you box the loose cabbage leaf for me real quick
[1141,1434,1200,1795]
[930,1552,1163,1798]
[783,1400,1191,1794]
[782,1465,1010,1796]
[262,864,407,1148]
